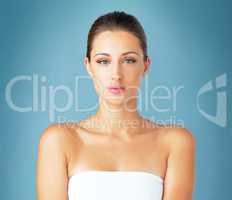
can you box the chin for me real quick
[102,95,126,106]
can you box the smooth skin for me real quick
[36,30,196,200]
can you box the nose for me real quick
[111,64,122,81]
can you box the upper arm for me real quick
[163,127,196,200]
[36,124,69,200]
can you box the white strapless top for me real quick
[68,171,164,200]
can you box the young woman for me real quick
[36,11,196,200]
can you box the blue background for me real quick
[0,0,231,199]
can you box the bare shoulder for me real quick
[39,123,69,145]
[169,126,195,152]
[153,125,196,153]
[40,122,79,139]
[37,123,75,199]
[38,123,78,154]
[157,125,196,199]
[157,125,196,149]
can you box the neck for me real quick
[90,99,144,136]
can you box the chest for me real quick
[68,130,167,173]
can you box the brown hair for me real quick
[86,11,148,61]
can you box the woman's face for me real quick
[84,30,150,107]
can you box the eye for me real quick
[124,58,137,64]
[96,59,110,65]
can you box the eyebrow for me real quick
[94,51,139,57]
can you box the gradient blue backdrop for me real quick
[1,0,231,199]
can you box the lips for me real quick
[107,86,125,95]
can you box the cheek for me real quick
[123,75,142,97]
[91,71,110,94]
[97,71,111,85]
[123,69,143,85]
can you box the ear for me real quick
[143,56,151,76]
[84,57,94,78]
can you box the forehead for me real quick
[91,30,143,56]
